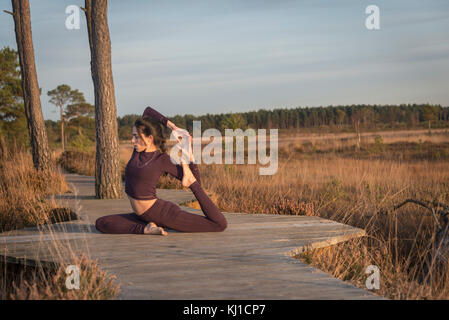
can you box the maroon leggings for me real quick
[95,181,227,234]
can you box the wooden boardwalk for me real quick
[0,174,382,299]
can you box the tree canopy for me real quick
[0,46,28,146]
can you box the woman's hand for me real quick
[167,121,189,139]
[178,134,195,164]
[166,120,175,130]
[167,120,181,131]
[172,127,190,139]
[166,121,194,163]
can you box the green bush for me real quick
[69,134,94,153]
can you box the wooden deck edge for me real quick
[284,228,366,257]
[0,254,61,272]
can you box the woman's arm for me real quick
[143,106,171,128]
[160,153,201,185]
[143,106,183,132]
[144,106,199,181]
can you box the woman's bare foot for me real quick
[178,135,197,187]
[181,164,197,188]
[144,222,168,236]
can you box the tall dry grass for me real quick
[0,144,71,232]
[2,254,119,300]
[196,153,449,299]
[0,142,120,299]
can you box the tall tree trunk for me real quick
[10,0,52,172]
[82,1,94,77]
[60,104,65,151]
[86,0,122,199]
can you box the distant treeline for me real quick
[43,103,449,144]
[116,103,449,139]
[168,103,449,131]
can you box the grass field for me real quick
[177,128,449,299]
[54,127,449,299]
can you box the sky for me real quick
[1,0,448,121]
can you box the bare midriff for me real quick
[127,195,157,216]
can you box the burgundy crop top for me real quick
[124,106,201,200]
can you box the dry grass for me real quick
[195,151,449,299]
[296,236,449,300]
[2,254,120,300]
[278,128,449,144]
[176,129,449,299]
[57,150,96,177]
[278,129,449,158]
[0,146,71,232]
[0,143,120,300]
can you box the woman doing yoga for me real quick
[95,106,227,236]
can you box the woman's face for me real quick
[132,126,152,152]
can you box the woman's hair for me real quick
[134,117,167,153]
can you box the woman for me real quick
[95,106,227,236]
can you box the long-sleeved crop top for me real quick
[124,106,201,200]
